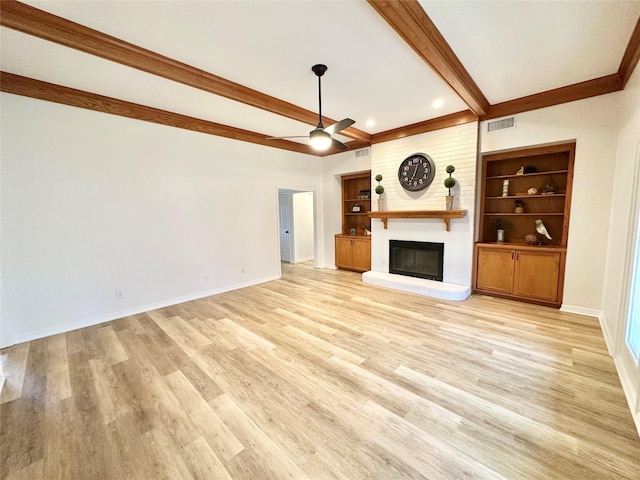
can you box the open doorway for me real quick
[278,189,316,265]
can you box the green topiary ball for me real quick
[446,165,456,174]
[444,177,456,189]
[375,174,383,182]
[375,185,385,195]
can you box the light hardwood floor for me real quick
[1,262,639,479]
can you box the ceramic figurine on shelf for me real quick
[535,219,552,240]
[525,233,539,245]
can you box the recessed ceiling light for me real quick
[432,99,444,109]
[366,119,375,128]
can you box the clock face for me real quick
[398,153,436,192]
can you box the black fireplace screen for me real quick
[389,240,444,282]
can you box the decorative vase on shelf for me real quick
[445,195,454,210]
[377,198,384,211]
[497,228,505,242]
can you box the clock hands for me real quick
[410,164,419,182]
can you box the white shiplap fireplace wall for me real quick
[367,122,478,298]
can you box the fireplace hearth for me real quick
[389,240,444,282]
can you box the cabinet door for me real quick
[513,250,561,302]
[335,236,352,269]
[476,247,514,294]
[351,238,371,272]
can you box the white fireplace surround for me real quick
[367,122,478,302]
[366,215,474,301]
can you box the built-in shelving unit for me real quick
[335,171,371,272]
[478,144,574,246]
[474,141,575,307]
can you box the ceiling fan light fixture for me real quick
[309,128,332,151]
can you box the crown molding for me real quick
[371,111,477,144]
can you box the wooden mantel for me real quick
[368,210,467,231]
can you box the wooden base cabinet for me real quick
[474,244,565,306]
[335,235,371,272]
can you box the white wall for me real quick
[480,93,622,311]
[370,122,478,286]
[292,191,314,262]
[0,93,323,347]
[602,66,640,433]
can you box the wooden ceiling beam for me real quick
[0,72,322,155]
[371,110,477,144]
[368,0,490,117]
[482,74,623,121]
[0,0,372,144]
[619,16,640,88]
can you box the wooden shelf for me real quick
[368,210,466,231]
[486,169,569,180]
[485,194,566,200]
[484,212,564,216]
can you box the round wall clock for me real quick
[398,153,436,192]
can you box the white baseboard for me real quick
[293,256,314,263]
[7,274,280,346]
[613,354,640,437]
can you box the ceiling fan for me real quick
[270,64,355,151]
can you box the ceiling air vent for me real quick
[487,117,516,132]
[355,148,369,157]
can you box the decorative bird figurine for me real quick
[535,219,552,240]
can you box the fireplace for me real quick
[389,240,444,282]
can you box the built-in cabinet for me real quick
[474,142,575,307]
[335,236,371,272]
[476,244,564,304]
[335,171,371,272]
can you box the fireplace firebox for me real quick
[389,240,444,282]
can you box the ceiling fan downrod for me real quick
[312,64,327,128]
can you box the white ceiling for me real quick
[2,1,639,147]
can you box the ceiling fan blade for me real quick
[331,138,349,150]
[324,118,355,135]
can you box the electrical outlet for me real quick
[204,275,210,282]
[115,290,124,299]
